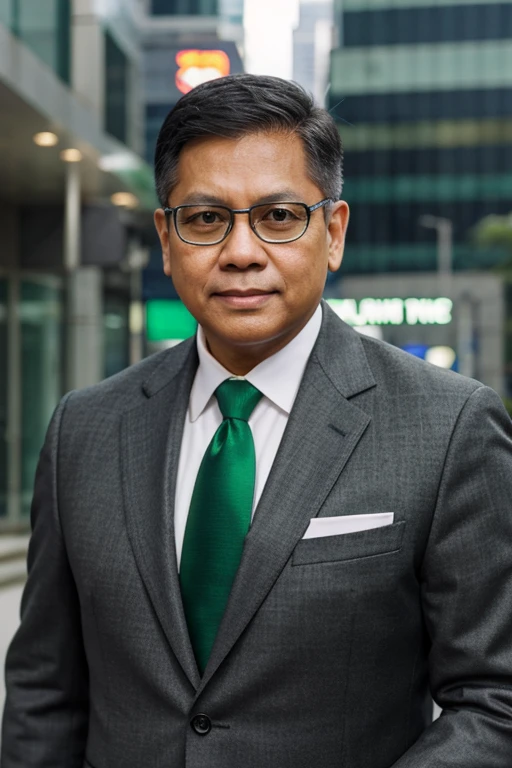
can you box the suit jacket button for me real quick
[191,714,212,735]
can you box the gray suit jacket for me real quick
[3,302,512,768]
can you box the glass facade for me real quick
[329,1,512,272]
[105,31,129,144]
[146,103,169,163]
[0,280,7,519]
[151,0,218,14]
[2,0,70,83]
[343,4,512,46]
[0,0,13,27]
[330,42,512,96]
[20,280,62,516]
[0,275,63,527]
[330,1,512,395]
[331,89,512,124]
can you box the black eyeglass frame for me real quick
[162,198,333,246]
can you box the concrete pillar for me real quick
[71,0,105,115]
[66,267,104,390]
[63,144,103,391]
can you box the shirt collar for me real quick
[189,304,322,421]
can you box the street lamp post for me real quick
[419,215,453,278]
[419,215,474,378]
[62,151,82,392]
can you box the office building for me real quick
[293,1,333,104]
[327,0,512,396]
[0,0,154,529]
[329,0,512,274]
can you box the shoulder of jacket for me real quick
[62,337,195,415]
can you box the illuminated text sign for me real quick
[327,298,453,327]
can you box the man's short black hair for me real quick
[154,73,343,207]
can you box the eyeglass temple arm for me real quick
[308,198,333,213]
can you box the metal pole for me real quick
[64,161,81,272]
[127,242,149,366]
[457,293,475,379]
[419,215,453,293]
[64,160,81,391]
[6,274,21,525]
[437,219,453,277]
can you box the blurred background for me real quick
[0,0,512,708]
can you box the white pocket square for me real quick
[302,513,394,540]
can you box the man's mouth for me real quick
[215,289,275,297]
[213,289,277,307]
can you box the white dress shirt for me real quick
[174,304,322,569]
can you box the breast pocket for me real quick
[291,520,406,566]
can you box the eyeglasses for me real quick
[163,199,332,246]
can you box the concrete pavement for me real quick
[0,534,27,733]
[0,583,23,725]
[0,535,29,589]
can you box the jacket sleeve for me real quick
[1,392,89,768]
[392,385,512,766]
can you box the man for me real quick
[2,74,512,768]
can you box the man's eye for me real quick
[200,211,219,224]
[265,207,295,222]
[182,209,226,225]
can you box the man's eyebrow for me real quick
[175,190,302,207]
[253,190,301,205]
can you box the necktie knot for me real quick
[215,379,262,422]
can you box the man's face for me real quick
[154,131,349,373]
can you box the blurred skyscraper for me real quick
[141,0,244,165]
[329,0,512,276]
[326,0,511,399]
[293,1,333,105]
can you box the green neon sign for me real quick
[146,300,197,342]
[327,297,453,327]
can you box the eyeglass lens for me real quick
[175,203,309,244]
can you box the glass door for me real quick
[0,279,7,519]
[20,278,63,517]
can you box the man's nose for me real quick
[217,214,268,269]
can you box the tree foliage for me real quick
[472,213,512,263]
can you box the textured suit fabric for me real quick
[2,301,512,768]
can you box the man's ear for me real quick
[154,208,172,277]
[327,201,350,274]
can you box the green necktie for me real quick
[180,378,263,675]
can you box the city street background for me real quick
[1,0,510,729]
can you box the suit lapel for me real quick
[198,304,376,692]
[121,339,201,690]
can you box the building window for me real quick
[343,4,512,47]
[11,0,70,84]
[0,279,7,519]
[20,280,63,517]
[145,103,170,163]
[151,0,218,15]
[105,31,129,144]
[0,0,13,28]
